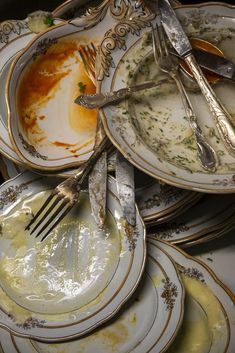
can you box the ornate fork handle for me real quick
[185,55,235,155]
[174,71,217,172]
[75,79,170,109]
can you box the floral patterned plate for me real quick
[6,0,154,172]
[148,239,235,353]
[0,171,145,341]
[0,154,201,224]
[99,3,235,193]
[135,169,201,224]
[0,240,184,353]
[0,17,64,169]
[148,193,235,245]
[0,5,93,177]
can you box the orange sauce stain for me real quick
[69,66,97,135]
[52,141,77,148]
[17,40,79,137]
[17,38,98,154]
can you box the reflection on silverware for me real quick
[25,136,113,241]
[116,151,136,227]
[79,43,108,227]
[159,0,235,156]
[152,24,218,172]
[170,38,235,83]
[75,79,172,109]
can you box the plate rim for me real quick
[0,171,146,342]
[99,3,235,193]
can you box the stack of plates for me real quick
[0,0,235,352]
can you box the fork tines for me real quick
[79,42,97,84]
[26,192,77,242]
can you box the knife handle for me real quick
[185,55,235,155]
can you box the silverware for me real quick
[116,152,136,227]
[89,119,107,227]
[159,0,235,155]
[79,43,109,227]
[75,79,171,109]
[170,47,235,82]
[25,136,112,241]
[152,25,217,172]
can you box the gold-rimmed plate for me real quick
[99,3,235,193]
[6,0,154,172]
[0,171,145,342]
[148,193,235,245]
[148,238,235,353]
[135,169,201,224]
[0,154,201,224]
[0,240,184,353]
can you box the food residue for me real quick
[0,191,120,315]
[17,38,97,155]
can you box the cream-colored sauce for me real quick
[167,275,227,353]
[167,295,211,353]
[0,191,120,315]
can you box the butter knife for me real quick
[116,152,136,227]
[171,48,235,81]
[159,0,235,155]
[89,117,107,227]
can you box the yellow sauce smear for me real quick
[17,39,97,150]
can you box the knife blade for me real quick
[89,116,107,227]
[116,152,136,227]
[159,0,235,155]
[170,48,235,81]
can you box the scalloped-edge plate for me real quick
[0,240,184,353]
[148,238,235,353]
[0,155,201,224]
[148,193,235,245]
[0,171,145,342]
[6,0,154,172]
[99,3,235,193]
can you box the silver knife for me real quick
[89,116,107,227]
[171,48,235,81]
[116,152,136,227]
[159,0,235,155]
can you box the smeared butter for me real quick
[0,191,120,315]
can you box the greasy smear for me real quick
[69,67,97,134]
[17,39,97,151]
[18,40,78,136]
[0,191,120,315]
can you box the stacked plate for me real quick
[0,0,235,352]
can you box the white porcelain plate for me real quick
[148,238,235,353]
[7,0,154,172]
[99,3,235,193]
[0,17,84,178]
[135,169,201,224]
[0,240,184,352]
[0,19,37,166]
[149,193,235,245]
[0,171,145,341]
[0,154,200,224]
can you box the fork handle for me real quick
[185,54,235,155]
[174,71,217,172]
[74,136,111,183]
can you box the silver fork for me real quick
[78,43,97,85]
[26,136,112,241]
[152,24,218,172]
[26,43,112,241]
